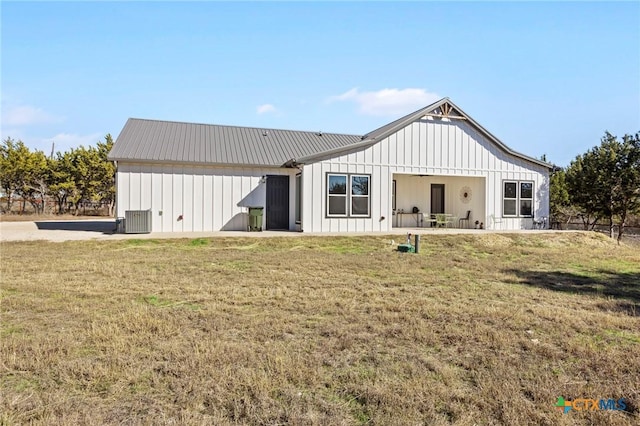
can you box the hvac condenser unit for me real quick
[125,210,152,233]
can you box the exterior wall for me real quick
[115,162,297,232]
[300,117,549,232]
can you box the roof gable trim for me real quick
[290,98,551,169]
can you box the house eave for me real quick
[109,157,287,169]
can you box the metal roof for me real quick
[294,98,552,169]
[109,98,551,170]
[108,118,362,167]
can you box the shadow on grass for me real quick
[506,269,640,314]
[35,220,116,234]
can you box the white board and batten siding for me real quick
[301,117,549,232]
[116,163,297,232]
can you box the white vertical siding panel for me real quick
[399,132,407,166]
[192,171,203,232]
[182,168,194,231]
[140,165,152,211]
[339,217,347,233]
[455,125,463,170]
[151,169,162,232]
[247,175,257,230]
[410,124,419,167]
[419,122,428,167]
[222,175,234,230]
[212,174,223,230]
[440,125,448,170]
[162,165,172,232]
[203,173,213,231]
[377,165,387,231]
[372,141,380,165]
[117,169,130,217]
[172,167,183,232]
[426,122,434,168]
[400,129,409,166]
[434,125,442,169]
[129,166,141,210]
[313,163,322,232]
[388,134,397,165]
[468,132,475,170]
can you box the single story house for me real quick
[108,98,551,233]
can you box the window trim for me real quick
[502,180,534,218]
[325,172,372,218]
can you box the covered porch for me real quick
[391,173,486,229]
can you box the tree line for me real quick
[550,132,640,242]
[0,135,115,216]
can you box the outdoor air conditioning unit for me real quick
[125,210,152,234]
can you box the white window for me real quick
[351,175,370,216]
[503,182,517,216]
[520,182,533,217]
[503,180,534,217]
[327,174,347,216]
[326,173,371,217]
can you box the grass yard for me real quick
[1,232,639,425]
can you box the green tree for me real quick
[611,132,640,241]
[566,154,602,230]
[20,149,50,214]
[48,150,77,214]
[95,134,116,216]
[566,132,640,241]
[0,137,21,211]
[549,167,574,225]
[68,146,100,214]
[0,138,40,213]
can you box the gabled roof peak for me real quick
[295,98,551,169]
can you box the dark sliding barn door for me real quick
[266,175,289,230]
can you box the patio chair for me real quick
[458,210,471,229]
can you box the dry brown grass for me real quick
[1,232,639,425]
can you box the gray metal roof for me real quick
[109,98,551,170]
[108,118,362,167]
[294,98,552,169]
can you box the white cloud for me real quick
[1,105,63,126]
[328,87,441,116]
[257,104,277,115]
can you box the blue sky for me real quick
[1,1,639,167]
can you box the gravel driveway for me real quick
[0,219,302,242]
